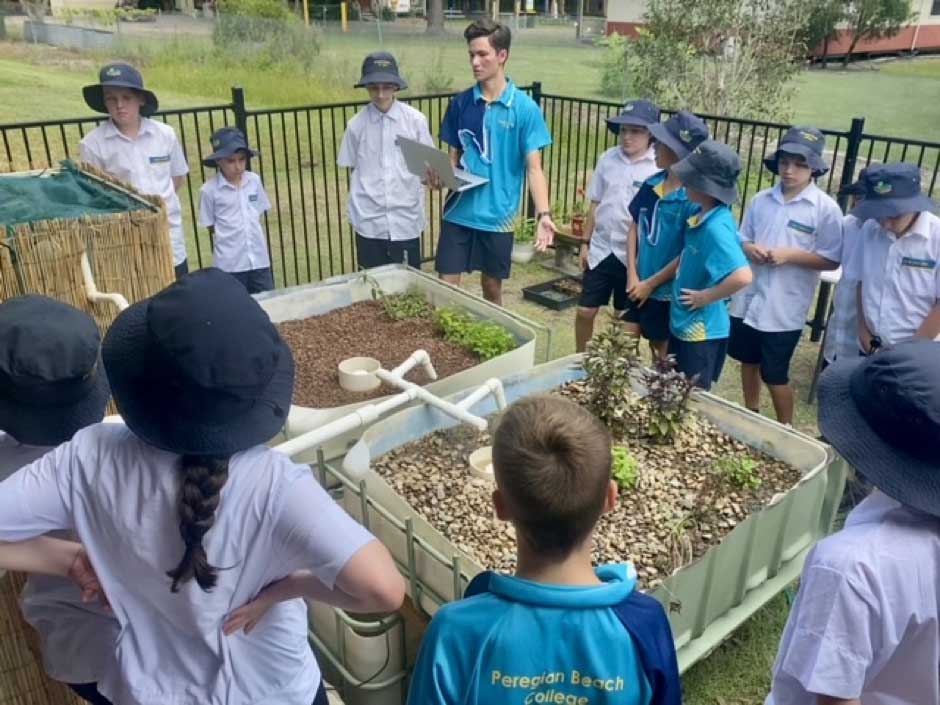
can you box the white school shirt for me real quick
[848,211,940,346]
[730,182,843,332]
[79,118,190,265]
[0,423,375,705]
[586,146,658,269]
[337,101,434,241]
[199,171,272,273]
[766,491,940,705]
[0,433,120,685]
[824,214,864,362]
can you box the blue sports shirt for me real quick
[670,205,749,342]
[628,171,699,301]
[440,80,552,233]
[406,564,681,705]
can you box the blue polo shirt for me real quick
[406,564,681,705]
[628,171,699,301]
[670,205,749,342]
[440,79,552,233]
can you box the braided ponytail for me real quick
[167,455,230,593]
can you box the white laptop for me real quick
[397,137,489,192]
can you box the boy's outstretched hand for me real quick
[536,215,556,251]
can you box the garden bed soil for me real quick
[371,380,803,589]
[278,301,479,408]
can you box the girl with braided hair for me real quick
[0,269,405,705]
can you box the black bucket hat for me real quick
[838,167,869,199]
[764,126,828,177]
[672,140,741,205]
[0,296,110,446]
[202,127,259,168]
[605,99,660,136]
[83,63,159,117]
[819,340,940,518]
[850,163,937,221]
[354,51,408,90]
[102,268,294,456]
[648,111,709,161]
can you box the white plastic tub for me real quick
[257,265,542,461]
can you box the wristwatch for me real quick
[535,211,552,223]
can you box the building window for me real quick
[933,0,940,15]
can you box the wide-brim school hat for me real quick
[763,126,829,177]
[819,340,940,518]
[672,140,740,205]
[83,63,159,117]
[605,99,660,136]
[202,126,260,168]
[0,296,110,447]
[102,268,294,456]
[354,51,408,90]
[850,162,937,221]
[648,110,709,161]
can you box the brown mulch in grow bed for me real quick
[278,301,479,408]
[371,380,803,589]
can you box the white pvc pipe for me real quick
[81,252,129,311]
[375,367,488,431]
[456,378,507,412]
[390,349,438,381]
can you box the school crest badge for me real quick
[873,181,893,195]
[106,67,122,77]
[679,129,692,143]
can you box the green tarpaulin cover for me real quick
[0,160,154,230]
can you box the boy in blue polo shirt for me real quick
[435,18,554,306]
[575,99,660,352]
[406,395,680,705]
[729,127,842,425]
[669,141,752,389]
[624,111,710,360]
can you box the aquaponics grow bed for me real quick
[321,355,845,685]
[257,265,542,461]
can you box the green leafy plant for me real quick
[214,0,319,69]
[583,318,641,428]
[433,308,516,361]
[713,454,762,489]
[423,46,454,93]
[361,274,431,321]
[597,32,630,99]
[611,446,639,490]
[514,217,537,244]
[380,5,396,21]
[640,354,697,443]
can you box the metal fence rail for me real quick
[3,85,940,326]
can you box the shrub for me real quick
[597,32,629,99]
[583,318,641,429]
[423,46,454,93]
[640,354,696,444]
[214,0,319,68]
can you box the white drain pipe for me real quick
[81,252,129,311]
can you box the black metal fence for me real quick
[3,84,939,329]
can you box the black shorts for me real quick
[668,336,728,391]
[229,267,275,294]
[728,317,802,386]
[579,254,627,310]
[356,234,422,270]
[621,298,671,343]
[435,221,513,280]
[174,259,189,281]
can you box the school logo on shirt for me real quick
[149,155,171,164]
[498,118,515,130]
[873,181,893,195]
[787,220,815,235]
[901,256,937,269]
[633,180,644,188]
[249,192,259,202]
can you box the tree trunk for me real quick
[842,33,861,68]
[426,0,444,34]
[821,36,829,67]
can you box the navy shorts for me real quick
[356,234,422,270]
[174,259,189,281]
[229,267,275,295]
[668,336,728,391]
[435,221,513,280]
[621,298,671,343]
[579,254,627,310]
[728,317,802,386]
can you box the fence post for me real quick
[231,86,248,138]
[524,82,544,220]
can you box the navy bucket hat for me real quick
[605,99,660,136]
[648,111,710,161]
[355,51,408,90]
[764,126,828,177]
[819,340,940,518]
[103,268,294,456]
[83,63,159,117]
[850,163,937,221]
[202,127,259,168]
[672,140,741,205]
[0,296,110,446]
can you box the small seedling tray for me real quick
[522,275,582,310]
